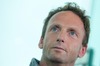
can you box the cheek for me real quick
[68,43,82,55]
[43,33,56,45]
[69,38,83,51]
[42,37,55,56]
[43,33,57,53]
[43,35,53,49]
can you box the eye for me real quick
[51,25,59,32]
[51,26,57,32]
[69,31,76,35]
[69,30,77,37]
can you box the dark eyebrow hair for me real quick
[48,24,61,31]
[54,24,60,28]
[49,24,60,28]
[67,27,79,32]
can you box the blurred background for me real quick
[0,0,100,66]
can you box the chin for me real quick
[48,54,66,63]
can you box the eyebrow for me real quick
[68,27,80,35]
[50,24,61,29]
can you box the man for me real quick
[30,2,90,66]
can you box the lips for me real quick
[52,46,66,52]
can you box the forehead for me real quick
[48,11,84,29]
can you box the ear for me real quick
[38,37,44,49]
[78,45,87,58]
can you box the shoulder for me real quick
[29,58,40,66]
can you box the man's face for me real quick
[39,11,87,63]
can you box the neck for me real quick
[39,57,75,66]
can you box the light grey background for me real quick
[0,0,100,66]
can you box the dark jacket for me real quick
[30,58,39,66]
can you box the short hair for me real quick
[41,2,90,47]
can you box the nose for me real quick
[57,39,64,43]
[56,30,65,43]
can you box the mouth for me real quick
[52,47,66,52]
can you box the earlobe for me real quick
[78,46,87,58]
[38,37,44,49]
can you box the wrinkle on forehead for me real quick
[47,11,85,38]
[48,11,84,29]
